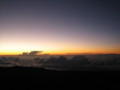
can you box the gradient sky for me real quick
[0,0,120,55]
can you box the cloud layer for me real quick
[0,54,120,70]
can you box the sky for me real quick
[0,0,120,55]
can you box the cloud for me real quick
[21,51,43,55]
[0,54,120,70]
[29,51,42,55]
[42,55,90,70]
[0,57,20,67]
[41,55,120,70]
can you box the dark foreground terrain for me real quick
[0,66,120,89]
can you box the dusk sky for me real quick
[0,0,120,55]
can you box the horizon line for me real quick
[0,53,120,56]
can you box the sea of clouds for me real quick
[0,54,120,70]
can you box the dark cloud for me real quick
[21,51,43,55]
[0,54,120,70]
[29,51,42,55]
[0,57,20,66]
[40,55,120,70]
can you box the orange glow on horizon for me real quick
[0,50,120,55]
[0,43,120,55]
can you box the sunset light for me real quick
[0,0,120,55]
